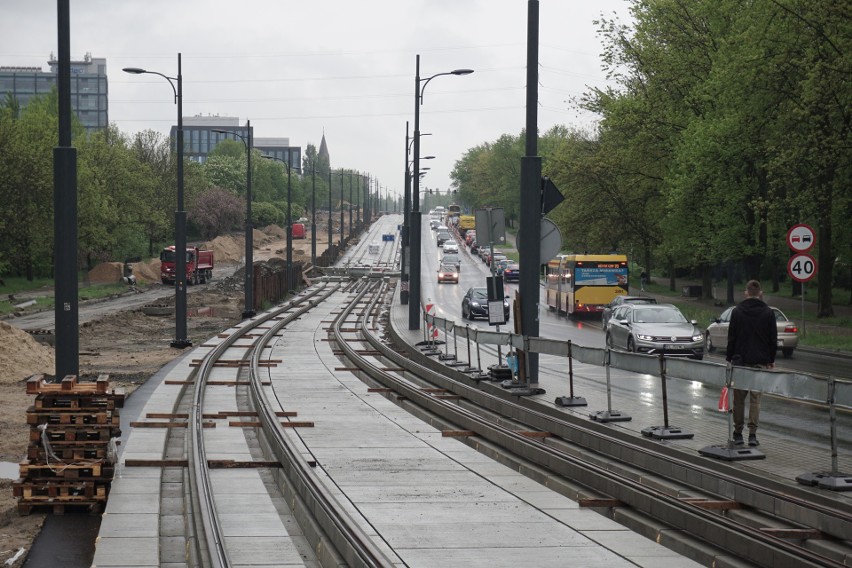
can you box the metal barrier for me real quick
[422,306,851,491]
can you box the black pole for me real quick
[173,53,190,348]
[311,162,317,266]
[348,173,353,237]
[339,171,345,248]
[286,162,293,290]
[518,0,540,382]
[54,0,79,379]
[409,55,422,330]
[401,121,410,304]
[243,120,255,318]
[328,168,333,261]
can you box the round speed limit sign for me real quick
[788,253,817,283]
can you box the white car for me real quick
[442,242,459,254]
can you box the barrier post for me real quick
[796,377,852,489]
[698,363,765,461]
[555,341,587,407]
[641,355,694,440]
[439,319,457,362]
[590,347,631,422]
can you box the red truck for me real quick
[159,246,214,285]
[292,223,306,239]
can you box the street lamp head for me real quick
[422,155,436,160]
[122,67,147,74]
[452,69,475,76]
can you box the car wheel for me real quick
[705,335,715,353]
[782,348,794,358]
[627,336,636,353]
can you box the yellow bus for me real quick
[545,254,629,316]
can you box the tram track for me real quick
[335,283,852,568]
[145,277,395,567]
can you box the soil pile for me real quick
[87,262,123,284]
[0,321,55,384]
[132,258,161,283]
[205,235,244,264]
[262,224,285,239]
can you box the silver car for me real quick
[705,306,799,358]
[605,303,704,359]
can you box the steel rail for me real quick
[247,279,397,568]
[187,284,329,567]
[335,286,850,568]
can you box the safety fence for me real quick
[422,308,852,491]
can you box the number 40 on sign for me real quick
[788,253,817,283]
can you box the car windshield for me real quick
[633,307,687,324]
[440,264,457,272]
[471,288,488,300]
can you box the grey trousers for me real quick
[732,389,761,434]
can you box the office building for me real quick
[0,52,108,134]
[173,115,301,170]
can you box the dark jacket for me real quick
[726,297,777,365]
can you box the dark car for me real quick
[436,231,452,247]
[604,303,704,359]
[502,262,520,282]
[461,287,510,321]
[602,295,658,328]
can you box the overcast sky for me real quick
[3,0,631,198]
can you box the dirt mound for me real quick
[132,258,161,283]
[253,228,268,245]
[0,321,54,384]
[88,262,123,284]
[205,234,244,264]
[262,224,285,239]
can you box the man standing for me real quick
[726,280,777,447]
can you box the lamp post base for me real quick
[170,339,193,350]
[242,309,256,319]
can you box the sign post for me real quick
[786,224,816,338]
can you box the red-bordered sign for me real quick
[786,224,815,253]
[787,253,817,283]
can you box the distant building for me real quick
[0,52,108,134]
[173,115,301,170]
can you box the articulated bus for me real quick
[545,254,629,316]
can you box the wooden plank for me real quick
[207,460,282,469]
[759,528,822,539]
[442,431,477,437]
[681,498,742,510]
[228,421,314,428]
[579,498,623,508]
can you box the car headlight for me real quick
[636,334,654,341]
[471,301,480,307]
[692,333,703,341]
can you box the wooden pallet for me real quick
[13,479,108,501]
[27,408,120,427]
[18,374,121,516]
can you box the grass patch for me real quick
[0,279,132,316]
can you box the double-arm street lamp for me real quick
[409,55,472,329]
[212,122,255,319]
[123,54,191,348]
[400,122,433,305]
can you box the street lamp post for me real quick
[263,155,298,291]
[348,173,354,238]
[123,54,191,348]
[311,161,317,266]
[212,122,255,319]
[410,52,467,331]
[328,169,334,261]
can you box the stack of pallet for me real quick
[14,374,124,515]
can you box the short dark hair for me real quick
[746,280,762,297]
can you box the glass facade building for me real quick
[0,53,108,134]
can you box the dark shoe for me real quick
[748,434,759,447]
[732,432,744,446]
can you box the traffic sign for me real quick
[787,253,817,283]
[786,224,815,252]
